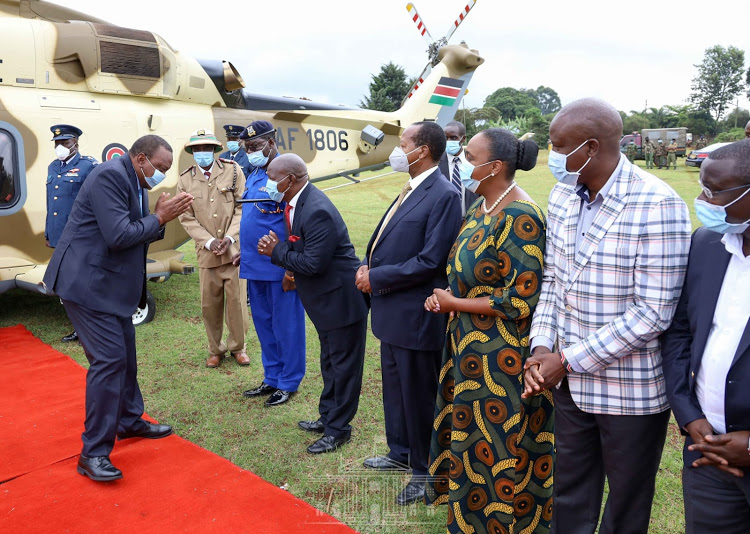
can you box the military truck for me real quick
[619,128,689,159]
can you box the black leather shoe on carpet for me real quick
[396,478,425,506]
[243,382,278,398]
[117,422,173,440]
[77,455,122,482]
[61,330,78,343]
[306,434,350,454]
[265,389,294,406]
[363,455,411,471]
[298,419,325,433]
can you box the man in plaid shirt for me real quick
[523,98,691,534]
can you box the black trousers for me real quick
[63,299,146,457]
[551,378,670,534]
[683,457,750,534]
[317,318,367,440]
[380,342,441,476]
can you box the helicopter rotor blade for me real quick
[404,61,432,102]
[406,3,434,46]
[443,0,477,43]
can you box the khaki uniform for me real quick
[667,143,677,170]
[178,158,248,357]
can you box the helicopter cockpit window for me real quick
[0,130,18,208]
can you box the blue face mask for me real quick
[459,160,495,193]
[446,140,462,156]
[264,176,291,203]
[694,187,750,234]
[142,155,166,189]
[248,141,270,167]
[548,139,592,186]
[227,141,240,154]
[193,151,214,168]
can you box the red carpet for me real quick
[0,325,356,533]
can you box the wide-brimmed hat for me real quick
[184,129,223,154]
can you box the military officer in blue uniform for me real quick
[46,124,98,343]
[238,120,306,406]
[219,124,253,178]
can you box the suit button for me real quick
[53,196,57,200]
[210,198,214,202]
[208,183,212,187]
[565,304,572,312]
[57,175,61,178]
[213,214,217,218]
[55,185,59,189]
[691,371,695,378]
[218,229,223,233]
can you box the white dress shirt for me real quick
[448,151,468,215]
[384,165,436,221]
[287,181,310,229]
[695,232,750,434]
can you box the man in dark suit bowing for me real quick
[43,135,193,482]
[355,121,462,505]
[257,153,368,455]
[662,139,750,533]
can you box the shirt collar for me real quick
[200,163,215,177]
[575,154,625,203]
[721,232,747,259]
[289,181,309,209]
[409,165,437,191]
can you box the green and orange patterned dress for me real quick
[426,200,554,534]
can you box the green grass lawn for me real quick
[0,153,702,533]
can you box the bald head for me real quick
[267,153,309,203]
[552,98,623,143]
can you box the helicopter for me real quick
[0,0,483,323]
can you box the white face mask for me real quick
[55,144,71,161]
[547,139,592,186]
[389,145,423,173]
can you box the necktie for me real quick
[204,171,211,180]
[369,181,412,265]
[284,204,293,233]
[451,157,462,192]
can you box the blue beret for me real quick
[239,120,276,141]
[51,124,83,141]
[223,124,245,137]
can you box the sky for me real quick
[60,0,750,116]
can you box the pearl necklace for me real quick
[482,181,517,214]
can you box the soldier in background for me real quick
[46,124,98,343]
[655,138,667,169]
[696,135,707,149]
[177,129,249,368]
[644,136,656,169]
[667,139,678,170]
[625,139,637,163]
[219,124,253,178]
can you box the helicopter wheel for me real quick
[132,290,156,326]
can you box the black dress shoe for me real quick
[77,455,122,482]
[396,478,426,506]
[243,382,278,398]
[306,434,350,454]
[298,419,325,433]
[62,330,78,343]
[363,455,411,471]
[265,389,294,406]
[117,422,173,440]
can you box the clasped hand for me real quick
[154,191,193,224]
[521,349,567,399]
[209,237,232,256]
[685,418,749,477]
[424,288,455,316]
[355,265,371,294]
[257,229,279,257]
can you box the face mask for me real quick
[459,160,495,193]
[55,144,71,161]
[694,188,750,234]
[389,146,423,173]
[548,139,592,186]
[248,141,270,167]
[227,141,240,154]
[446,141,462,156]
[142,155,166,189]
[264,176,291,203]
[193,151,214,168]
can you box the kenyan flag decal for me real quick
[429,77,463,106]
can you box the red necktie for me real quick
[284,204,293,233]
[204,171,211,180]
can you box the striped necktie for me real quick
[451,157,462,192]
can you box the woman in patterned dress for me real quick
[424,128,553,534]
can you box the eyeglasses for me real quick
[698,179,750,199]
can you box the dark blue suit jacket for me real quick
[271,184,368,332]
[364,168,462,352]
[43,156,162,318]
[662,227,750,485]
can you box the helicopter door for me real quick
[0,121,27,216]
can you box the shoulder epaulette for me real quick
[180,165,196,177]
[219,158,233,163]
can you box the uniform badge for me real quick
[54,128,61,135]
[197,129,205,136]
[246,126,256,137]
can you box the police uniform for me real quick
[177,129,249,367]
[238,121,306,398]
[219,124,253,178]
[644,138,656,169]
[46,125,98,248]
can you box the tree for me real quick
[689,45,745,122]
[527,86,561,115]
[622,112,650,135]
[360,62,414,112]
[484,88,538,120]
